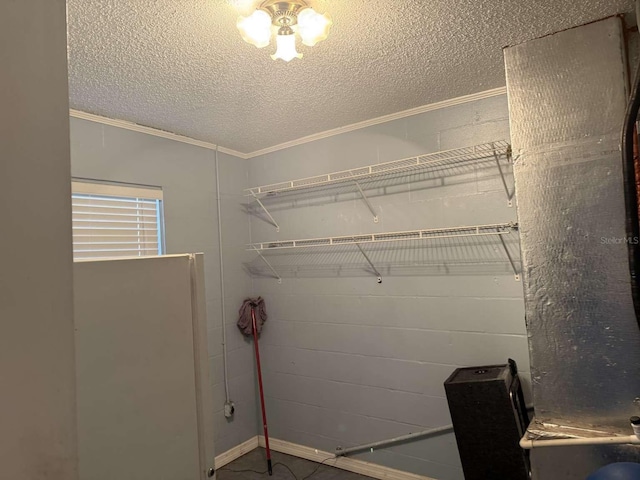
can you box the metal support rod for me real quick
[498,230,519,279]
[492,145,514,205]
[352,180,379,223]
[252,193,280,232]
[520,433,640,449]
[252,247,282,283]
[355,242,382,283]
[335,425,454,457]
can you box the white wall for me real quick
[248,95,528,480]
[69,119,257,455]
[0,1,78,478]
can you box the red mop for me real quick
[238,298,272,475]
[252,307,272,475]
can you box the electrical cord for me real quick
[219,456,335,480]
[301,457,335,480]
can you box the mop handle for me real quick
[252,307,272,476]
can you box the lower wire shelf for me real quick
[247,222,520,283]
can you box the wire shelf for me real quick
[247,222,518,252]
[246,223,521,282]
[246,141,511,197]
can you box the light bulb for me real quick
[297,7,332,47]
[271,32,302,62]
[237,9,272,48]
[230,0,257,16]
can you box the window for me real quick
[71,180,165,260]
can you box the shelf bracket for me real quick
[355,243,382,283]
[351,179,379,223]
[250,192,280,232]
[493,144,515,207]
[498,230,520,281]
[252,247,282,284]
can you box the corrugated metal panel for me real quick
[505,17,640,433]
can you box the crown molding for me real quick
[71,87,506,161]
[244,86,507,159]
[69,109,249,159]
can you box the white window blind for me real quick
[71,181,164,260]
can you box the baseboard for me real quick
[258,436,438,480]
[214,436,259,469]
[215,434,438,480]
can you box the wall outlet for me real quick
[224,401,235,418]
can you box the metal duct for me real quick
[504,14,640,442]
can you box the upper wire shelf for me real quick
[246,141,511,197]
[245,141,514,230]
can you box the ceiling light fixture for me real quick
[237,1,332,62]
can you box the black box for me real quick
[444,360,530,480]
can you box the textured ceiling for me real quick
[67,0,635,154]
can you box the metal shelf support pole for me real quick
[336,425,454,457]
[493,144,514,207]
[251,192,280,232]
[351,177,379,223]
[498,231,520,281]
[252,247,282,284]
[355,243,382,283]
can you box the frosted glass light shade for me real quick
[237,9,272,48]
[297,8,332,47]
[270,34,303,62]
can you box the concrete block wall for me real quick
[69,118,257,455]
[248,95,528,480]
